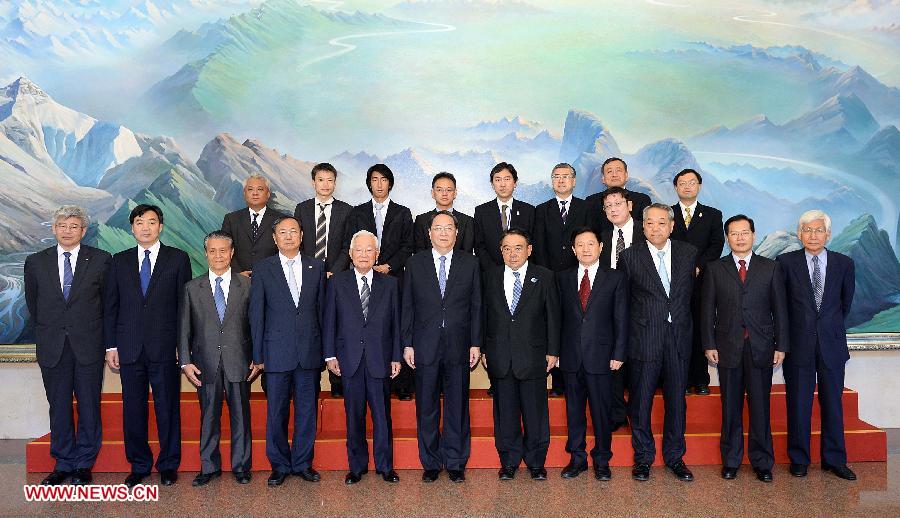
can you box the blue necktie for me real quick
[438,255,447,298]
[140,249,151,296]
[214,277,226,323]
[62,251,73,301]
[812,255,823,311]
[510,271,522,314]
[374,203,384,247]
[287,259,300,307]
[657,250,670,297]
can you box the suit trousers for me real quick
[414,353,471,471]
[492,374,550,469]
[265,365,318,473]
[610,364,629,425]
[39,339,104,472]
[343,353,394,473]
[392,363,414,395]
[119,348,182,474]
[717,340,774,470]
[687,289,711,387]
[563,367,613,467]
[197,356,252,474]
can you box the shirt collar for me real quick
[556,195,573,204]
[432,248,454,262]
[208,268,232,283]
[435,207,453,213]
[581,260,600,275]
[354,267,374,284]
[249,206,267,218]
[496,197,515,210]
[372,198,390,209]
[57,244,81,257]
[732,252,752,266]
[139,240,161,256]
[315,196,334,205]
[805,249,827,260]
[646,239,671,256]
[679,201,698,213]
[505,260,528,276]
[614,217,633,231]
[279,252,300,265]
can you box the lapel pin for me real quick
[699,212,703,218]
[530,277,538,283]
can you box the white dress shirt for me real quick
[57,244,80,293]
[136,240,162,275]
[578,260,601,290]
[208,268,232,300]
[609,217,635,269]
[647,239,672,285]
[679,201,698,223]
[732,251,752,271]
[556,195,573,215]
[503,260,529,309]
[279,252,303,294]
[249,205,268,225]
[372,198,391,220]
[315,196,334,230]
[432,249,454,279]
[496,197,516,227]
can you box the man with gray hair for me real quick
[25,205,111,485]
[776,210,857,480]
[221,173,287,277]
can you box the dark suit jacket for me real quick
[474,199,535,271]
[414,209,476,254]
[557,265,629,374]
[670,202,724,272]
[482,263,560,380]
[532,197,590,272]
[598,217,642,269]
[249,254,325,372]
[295,198,352,273]
[104,243,192,365]
[618,240,697,362]
[25,245,112,368]
[342,200,414,275]
[586,189,652,238]
[700,254,789,369]
[178,272,252,384]
[221,206,286,273]
[776,249,854,369]
[323,270,402,378]
[401,250,481,366]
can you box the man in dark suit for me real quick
[414,172,476,254]
[533,163,590,397]
[179,231,260,486]
[701,215,789,483]
[557,227,628,481]
[402,211,482,483]
[342,163,415,399]
[220,173,287,277]
[249,216,326,487]
[585,157,651,237]
[777,210,857,481]
[670,169,724,395]
[619,203,698,482]
[324,230,402,484]
[295,162,352,397]
[474,162,535,272]
[104,204,192,488]
[482,229,560,481]
[24,205,111,486]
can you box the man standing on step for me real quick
[585,157,652,238]
[221,173,286,277]
[777,210,857,481]
[413,172,476,254]
[25,205,111,486]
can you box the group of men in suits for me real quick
[26,154,859,487]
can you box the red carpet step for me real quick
[26,385,886,472]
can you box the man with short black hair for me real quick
[585,158,652,237]
[414,172,476,254]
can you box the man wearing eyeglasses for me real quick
[585,157,652,237]
[25,206,111,486]
[776,210,857,481]
[414,172,475,254]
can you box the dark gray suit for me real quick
[221,206,286,273]
[178,271,253,474]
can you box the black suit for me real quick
[295,198,352,273]
[24,245,111,473]
[414,209,476,254]
[221,206,286,273]
[482,263,560,469]
[402,250,481,471]
[557,264,628,468]
[619,240,697,466]
[701,254,789,470]
[671,202,725,388]
[104,243,192,474]
[585,189,651,238]
[473,199,535,271]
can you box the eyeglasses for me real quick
[676,180,699,187]
[430,226,456,233]
[276,229,300,236]
[800,228,827,235]
[727,231,752,238]
[551,174,574,180]
[433,188,455,194]
[501,245,526,253]
[55,224,83,231]
[603,201,627,210]
[352,247,376,253]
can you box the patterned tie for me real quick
[501,204,509,231]
[615,228,625,267]
[578,267,590,311]
[360,275,370,320]
[738,260,748,339]
[657,250,670,297]
[62,251,73,301]
[438,255,447,298]
[140,249,151,296]
[559,200,568,224]
[286,259,299,307]
[374,203,384,247]
[812,255,823,311]
[315,203,328,260]
[251,212,260,242]
[214,277,226,323]
[683,206,692,228]
[510,271,522,314]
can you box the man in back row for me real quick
[414,172,476,254]
[586,157,651,238]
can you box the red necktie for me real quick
[579,268,590,311]
[739,259,749,339]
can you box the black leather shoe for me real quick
[398,392,412,401]
[695,384,710,395]
[789,463,808,477]
[754,468,773,482]
[594,465,612,481]
[331,389,343,398]
[498,466,516,480]
[668,461,694,482]
[632,463,650,481]
[448,469,465,483]
[234,471,251,484]
[71,468,92,485]
[41,470,72,486]
[721,466,738,480]
[611,420,628,432]
[293,468,321,482]
[486,387,494,398]
[124,472,148,488]
[192,471,221,487]
[822,463,857,481]
[550,388,565,397]
[159,469,178,486]
[378,470,400,482]
[529,467,548,481]
[685,386,693,395]
[422,469,440,482]
[344,470,367,485]
[561,462,587,479]
[268,471,288,486]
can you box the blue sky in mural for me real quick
[1,0,899,343]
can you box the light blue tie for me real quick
[62,251,73,301]
[657,250,670,297]
[140,249,151,296]
[374,203,384,247]
[214,277,226,323]
[287,259,300,307]
[438,256,447,298]
[510,271,522,314]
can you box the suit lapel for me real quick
[271,255,295,307]
[512,264,536,316]
[197,277,219,324]
[547,200,563,228]
[299,256,316,306]
[257,208,278,243]
[66,247,91,304]
[423,254,443,301]
[583,266,605,313]
[565,198,585,230]
[639,243,668,298]
[327,200,344,246]
[363,201,377,232]
[673,204,688,233]
[669,242,690,296]
[383,201,399,229]
[822,250,838,304]
[221,275,244,326]
[724,256,743,288]
[345,272,366,323]
[44,248,66,302]
[126,247,143,297]
[369,272,386,318]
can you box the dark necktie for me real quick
[812,255,823,311]
[214,277,226,323]
[315,203,328,260]
[62,251,73,301]
[140,249,151,296]
[559,200,568,225]
[615,228,625,267]
[739,259,748,339]
[501,204,509,232]
[251,212,260,242]
[579,267,590,311]
[360,275,370,320]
